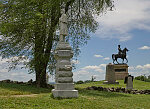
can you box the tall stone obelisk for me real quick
[52,9,78,98]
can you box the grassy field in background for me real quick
[76,80,150,90]
[0,80,150,109]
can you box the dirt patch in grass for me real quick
[11,94,38,97]
[0,94,38,98]
[81,95,98,100]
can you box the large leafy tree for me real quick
[0,0,113,87]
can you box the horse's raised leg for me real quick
[122,58,124,64]
[116,58,119,64]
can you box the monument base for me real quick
[52,83,78,98]
[52,89,78,98]
[114,64,129,80]
[103,81,119,84]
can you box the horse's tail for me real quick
[112,54,115,63]
[112,54,114,60]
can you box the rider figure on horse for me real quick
[112,45,129,64]
[118,45,123,55]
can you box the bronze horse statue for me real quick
[112,47,129,64]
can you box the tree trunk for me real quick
[34,47,48,88]
[33,0,76,87]
[34,3,62,87]
[34,30,48,87]
[36,65,47,88]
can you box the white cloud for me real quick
[138,46,150,50]
[71,60,80,64]
[94,55,110,61]
[0,56,34,82]
[103,57,110,60]
[136,65,143,69]
[0,58,9,65]
[136,64,150,69]
[96,0,150,41]
[94,54,103,58]
[0,69,8,73]
[82,65,100,70]
[99,64,106,67]
[74,70,90,76]
[0,56,28,65]
[128,66,135,70]
[129,64,150,77]
[0,70,35,82]
[82,65,104,73]
[73,64,106,81]
[144,64,150,69]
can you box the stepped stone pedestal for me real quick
[103,63,119,84]
[52,42,78,98]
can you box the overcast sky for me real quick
[0,0,150,82]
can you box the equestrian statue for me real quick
[112,45,129,64]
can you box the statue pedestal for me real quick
[114,64,129,80]
[103,63,119,84]
[52,42,78,98]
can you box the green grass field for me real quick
[0,80,150,109]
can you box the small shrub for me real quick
[135,76,141,80]
[76,80,84,84]
[84,80,91,83]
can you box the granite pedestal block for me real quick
[103,63,119,84]
[114,64,129,80]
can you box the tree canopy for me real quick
[0,0,113,87]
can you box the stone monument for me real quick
[114,64,129,80]
[112,45,129,80]
[124,75,134,90]
[103,63,119,84]
[52,9,78,98]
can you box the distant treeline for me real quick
[135,75,150,82]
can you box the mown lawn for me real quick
[0,80,150,109]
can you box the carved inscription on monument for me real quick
[115,69,126,72]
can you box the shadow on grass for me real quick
[50,94,78,100]
[78,88,130,98]
[0,82,52,94]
